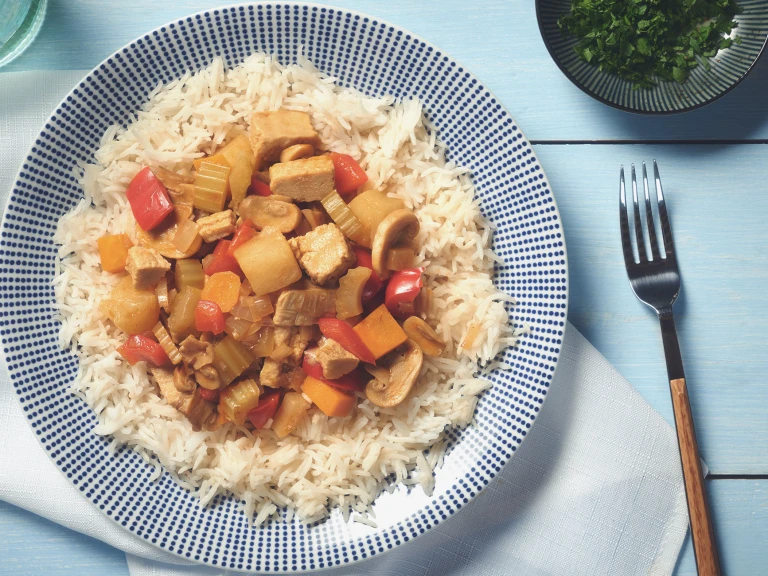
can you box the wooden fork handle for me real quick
[659,312,721,575]
[669,377,721,576]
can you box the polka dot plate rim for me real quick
[0,3,569,572]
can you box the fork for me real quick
[619,161,721,576]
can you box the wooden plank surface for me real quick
[4,0,768,142]
[2,480,766,576]
[535,143,768,475]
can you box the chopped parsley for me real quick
[557,0,742,89]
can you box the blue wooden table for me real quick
[1,1,767,574]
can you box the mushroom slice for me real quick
[371,209,419,279]
[365,339,423,408]
[173,365,196,393]
[179,336,215,370]
[402,317,445,357]
[137,204,203,259]
[195,364,221,390]
[238,195,302,234]
[280,144,315,163]
[152,166,195,205]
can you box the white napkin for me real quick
[0,71,691,576]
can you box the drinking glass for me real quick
[0,0,47,68]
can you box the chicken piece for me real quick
[179,336,214,370]
[274,326,309,364]
[250,110,320,168]
[197,210,236,242]
[260,358,306,390]
[149,366,216,430]
[125,246,171,290]
[268,156,335,203]
[273,289,336,326]
[313,337,359,380]
[288,224,355,285]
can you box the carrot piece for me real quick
[200,271,241,313]
[302,376,357,418]
[352,304,408,359]
[98,233,133,273]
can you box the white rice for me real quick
[53,52,520,524]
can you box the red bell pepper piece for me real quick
[125,167,174,231]
[317,318,376,365]
[118,334,169,366]
[195,300,226,334]
[301,356,368,392]
[199,388,220,403]
[330,152,368,195]
[227,220,256,257]
[250,175,272,197]
[385,268,424,318]
[352,246,384,302]
[247,392,281,428]
[204,239,242,276]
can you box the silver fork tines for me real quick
[619,160,680,315]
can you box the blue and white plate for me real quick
[1,4,568,572]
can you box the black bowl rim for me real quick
[535,0,768,115]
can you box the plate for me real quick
[0,4,568,572]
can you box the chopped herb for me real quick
[558,0,741,89]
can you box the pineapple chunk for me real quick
[233,226,302,296]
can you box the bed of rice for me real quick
[53,53,520,525]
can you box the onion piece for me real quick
[172,218,201,252]
[225,315,258,341]
[156,277,170,313]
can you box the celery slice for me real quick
[213,335,255,385]
[321,190,368,245]
[194,161,230,212]
[174,259,204,292]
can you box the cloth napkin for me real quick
[0,70,691,576]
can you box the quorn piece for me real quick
[365,339,423,408]
[260,358,306,390]
[311,338,359,380]
[273,326,310,364]
[249,110,320,168]
[268,156,335,202]
[273,289,337,326]
[150,366,216,430]
[279,143,314,163]
[197,210,236,242]
[125,246,171,290]
[288,223,355,285]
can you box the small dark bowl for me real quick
[536,0,768,114]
